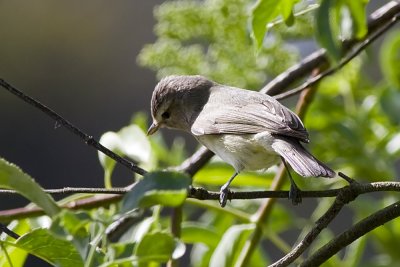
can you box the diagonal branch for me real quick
[0,78,147,176]
[300,201,400,266]
[269,185,357,267]
[269,176,400,267]
[261,0,400,96]
[275,11,400,100]
[0,223,20,239]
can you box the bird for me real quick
[147,75,335,207]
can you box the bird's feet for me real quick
[219,184,231,207]
[289,183,302,205]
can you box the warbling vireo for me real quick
[147,75,335,207]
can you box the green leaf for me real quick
[0,220,31,267]
[209,224,256,267]
[121,171,191,213]
[99,125,152,165]
[100,233,185,267]
[0,158,60,217]
[343,0,367,39]
[280,0,297,25]
[181,222,220,248]
[251,0,299,48]
[130,112,150,133]
[380,30,400,88]
[135,232,185,262]
[315,0,341,61]
[251,0,280,49]
[50,210,92,259]
[5,228,83,267]
[193,162,273,188]
[380,87,400,125]
[99,125,154,180]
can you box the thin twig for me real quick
[0,187,130,195]
[0,194,122,223]
[261,1,400,96]
[274,12,400,100]
[0,223,20,239]
[0,78,147,176]
[0,181,399,199]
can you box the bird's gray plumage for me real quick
[191,84,309,142]
[149,75,335,179]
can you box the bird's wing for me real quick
[191,88,309,142]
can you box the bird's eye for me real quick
[161,111,170,119]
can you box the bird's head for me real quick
[147,75,213,135]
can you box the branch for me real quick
[0,223,20,239]
[0,180,399,222]
[1,178,399,199]
[269,187,355,266]
[261,1,400,96]
[0,194,122,223]
[0,187,129,195]
[275,11,400,100]
[0,78,147,176]
[300,201,400,266]
[175,146,214,177]
[269,177,400,267]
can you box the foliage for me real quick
[137,0,302,90]
[1,0,400,267]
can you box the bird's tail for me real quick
[271,137,335,178]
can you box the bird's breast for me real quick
[196,132,280,172]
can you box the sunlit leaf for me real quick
[135,232,185,261]
[99,124,154,187]
[193,162,274,188]
[181,222,220,248]
[209,224,256,267]
[0,220,31,267]
[50,210,92,259]
[99,125,153,171]
[0,158,60,217]
[280,0,297,25]
[343,0,367,39]
[251,0,280,49]
[4,228,83,267]
[380,30,400,88]
[315,0,341,61]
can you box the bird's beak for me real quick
[147,122,160,135]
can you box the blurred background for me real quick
[0,1,164,209]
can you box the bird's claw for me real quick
[219,185,231,207]
[289,183,302,205]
